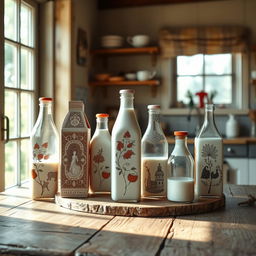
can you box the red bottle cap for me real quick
[96,113,109,118]
[174,131,188,136]
[39,97,53,102]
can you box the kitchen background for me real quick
[52,0,256,137]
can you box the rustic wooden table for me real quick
[0,184,255,256]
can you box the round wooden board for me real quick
[55,193,225,217]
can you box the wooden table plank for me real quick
[0,200,113,256]
[0,186,31,214]
[160,185,256,256]
[75,216,174,256]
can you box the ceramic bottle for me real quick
[225,114,239,138]
[30,97,59,199]
[141,105,168,197]
[60,101,91,198]
[90,113,111,193]
[111,89,141,202]
[167,131,194,202]
[195,104,223,198]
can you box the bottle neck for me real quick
[174,137,187,147]
[147,111,162,132]
[120,95,134,109]
[38,103,54,122]
[96,118,108,130]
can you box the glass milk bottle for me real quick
[30,97,59,199]
[111,89,141,202]
[195,104,223,198]
[61,101,91,198]
[167,131,194,202]
[141,105,168,197]
[90,114,111,193]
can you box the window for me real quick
[4,0,37,188]
[176,53,237,107]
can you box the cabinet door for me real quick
[249,159,256,185]
[224,158,249,185]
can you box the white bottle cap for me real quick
[120,89,135,95]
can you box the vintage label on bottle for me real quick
[61,132,89,197]
[195,138,223,197]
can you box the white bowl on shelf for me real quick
[101,35,124,48]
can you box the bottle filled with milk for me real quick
[141,105,168,197]
[111,89,141,202]
[195,104,223,198]
[167,131,194,203]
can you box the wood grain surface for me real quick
[0,184,255,256]
[55,193,225,217]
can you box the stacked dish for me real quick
[101,35,124,48]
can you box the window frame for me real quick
[160,52,249,115]
[3,0,38,188]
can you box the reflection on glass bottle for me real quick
[141,105,168,197]
[195,104,223,198]
[30,97,59,199]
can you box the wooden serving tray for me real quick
[55,193,225,217]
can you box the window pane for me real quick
[5,90,18,138]
[205,76,232,104]
[177,76,203,104]
[177,54,203,75]
[4,0,17,41]
[4,43,18,88]
[21,139,30,182]
[21,92,33,137]
[21,48,33,89]
[5,141,17,187]
[20,3,33,46]
[205,54,232,74]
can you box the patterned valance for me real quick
[159,26,250,58]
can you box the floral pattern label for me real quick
[115,131,139,197]
[91,148,110,191]
[195,138,223,196]
[31,142,58,199]
[61,132,89,197]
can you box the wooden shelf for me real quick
[89,80,160,97]
[91,46,159,56]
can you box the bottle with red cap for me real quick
[60,101,91,198]
[141,105,168,197]
[90,113,111,193]
[111,89,141,202]
[30,97,59,199]
[167,131,194,203]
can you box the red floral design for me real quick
[37,154,44,160]
[32,169,37,179]
[127,142,133,148]
[123,150,134,159]
[115,131,138,196]
[102,171,110,179]
[128,174,138,183]
[117,141,124,151]
[34,143,40,149]
[42,142,48,148]
[93,154,104,163]
[44,154,49,160]
[124,131,131,138]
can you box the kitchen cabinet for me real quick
[89,46,160,96]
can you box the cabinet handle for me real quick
[227,147,233,153]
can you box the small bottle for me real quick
[141,105,168,197]
[60,101,91,198]
[30,97,59,199]
[195,104,223,198]
[167,131,194,203]
[111,89,141,202]
[225,114,239,138]
[90,113,111,193]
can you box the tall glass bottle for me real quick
[141,105,168,197]
[111,89,141,202]
[167,131,194,202]
[195,104,223,198]
[30,97,59,199]
[90,113,111,193]
[61,101,91,198]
